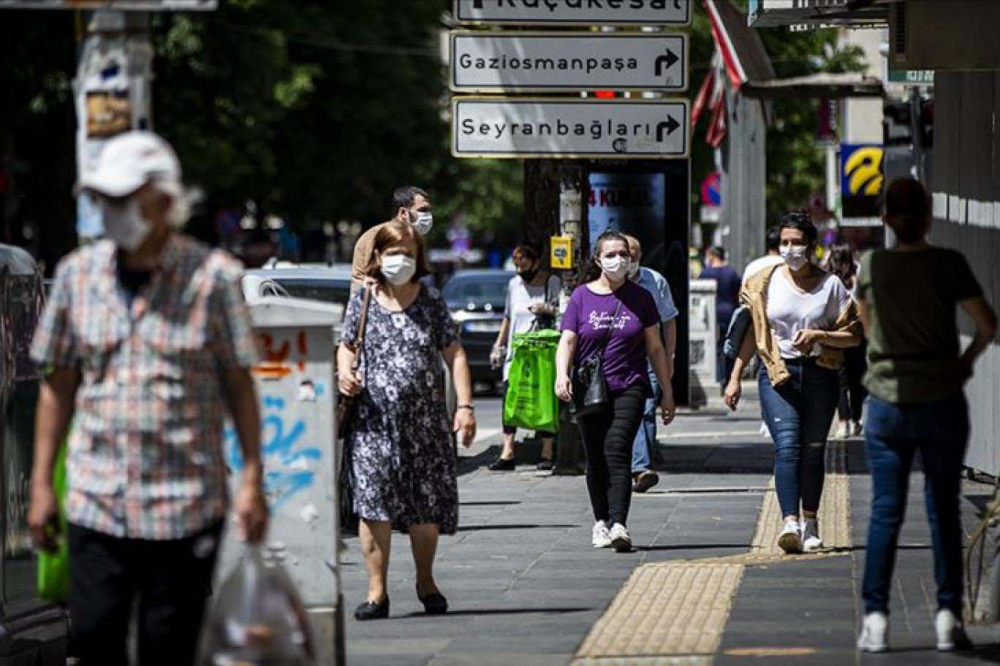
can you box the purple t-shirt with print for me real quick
[561,280,660,393]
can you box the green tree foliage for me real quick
[686,2,865,225]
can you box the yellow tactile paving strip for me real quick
[573,442,854,665]
[576,564,743,659]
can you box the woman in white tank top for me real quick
[724,213,861,555]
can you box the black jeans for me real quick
[68,521,223,666]
[837,342,868,422]
[577,385,647,526]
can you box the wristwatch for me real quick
[457,404,475,412]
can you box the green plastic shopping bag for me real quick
[37,441,69,602]
[503,329,560,433]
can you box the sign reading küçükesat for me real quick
[453,0,691,26]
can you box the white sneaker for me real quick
[609,523,632,552]
[851,420,864,437]
[591,520,612,548]
[801,518,823,552]
[777,520,802,554]
[935,609,973,652]
[835,423,850,439]
[857,611,889,652]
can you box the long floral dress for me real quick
[342,285,459,534]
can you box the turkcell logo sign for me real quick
[841,144,884,197]
[453,0,691,26]
[450,32,687,92]
[452,98,689,159]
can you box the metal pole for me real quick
[75,9,153,241]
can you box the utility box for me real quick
[688,279,717,408]
[216,296,343,666]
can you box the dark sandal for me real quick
[417,589,448,615]
[354,597,390,621]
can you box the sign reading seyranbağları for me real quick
[453,0,691,26]
[452,98,689,159]
[450,32,687,92]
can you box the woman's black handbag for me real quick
[570,300,622,417]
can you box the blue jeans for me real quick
[862,395,969,615]
[631,373,661,474]
[758,361,840,517]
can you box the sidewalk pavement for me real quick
[341,387,1000,666]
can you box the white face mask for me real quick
[410,210,433,236]
[780,245,810,271]
[627,259,640,280]
[600,255,629,281]
[101,198,152,252]
[381,254,417,285]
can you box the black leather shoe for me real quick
[417,589,448,615]
[488,457,516,471]
[354,597,389,621]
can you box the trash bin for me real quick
[216,296,343,666]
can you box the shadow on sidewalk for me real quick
[457,524,579,532]
[396,607,593,619]
[650,442,775,476]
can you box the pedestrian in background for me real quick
[700,246,742,389]
[338,222,476,621]
[855,178,997,654]
[555,231,675,552]
[623,234,678,494]
[351,185,433,286]
[27,132,268,666]
[827,243,868,439]
[724,212,862,554]
[489,243,561,471]
[742,226,784,285]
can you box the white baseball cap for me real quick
[78,131,182,198]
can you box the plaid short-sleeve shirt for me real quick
[31,235,259,540]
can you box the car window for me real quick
[443,276,509,305]
[275,279,352,306]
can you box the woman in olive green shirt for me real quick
[855,178,997,654]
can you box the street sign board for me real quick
[0,0,216,8]
[450,32,687,93]
[453,0,691,27]
[887,69,935,87]
[452,98,689,159]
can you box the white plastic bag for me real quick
[200,545,315,666]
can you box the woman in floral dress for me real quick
[337,221,476,621]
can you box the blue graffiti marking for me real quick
[225,393,321,509]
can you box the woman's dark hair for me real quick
[779,211,818,245]
[827,244,856,287]
[765,226,781,252]
[883,177,931,244]
[583,230,630,282]
[364,221,431,284]
[512,243,541,263]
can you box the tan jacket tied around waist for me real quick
[740,265,862,387]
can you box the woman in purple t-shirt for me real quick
[555,231,676,552]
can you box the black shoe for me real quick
[632,470,660,494]
[489,457,516,471]
[354,597,390,621]
[536,458,554,471]
[417,588,449,615]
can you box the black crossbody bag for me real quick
[570,299,623,417]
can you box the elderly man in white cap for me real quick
[27,131,268,665]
